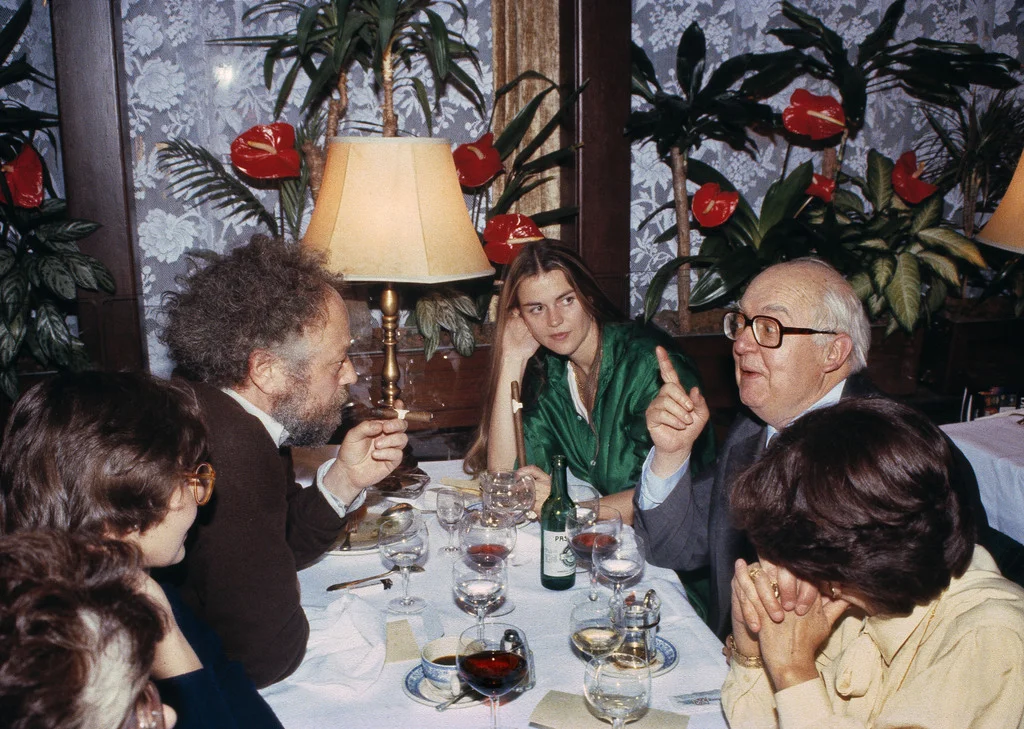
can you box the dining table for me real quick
[942,410,1024,545]
[264,456,730,729]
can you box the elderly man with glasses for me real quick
[633,258,992,641]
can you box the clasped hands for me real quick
[730,557,850,691]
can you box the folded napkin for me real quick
[261,592,385,706]
[529,690,688,729]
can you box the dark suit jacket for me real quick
[633,373,990,640]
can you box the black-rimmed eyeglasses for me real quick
[723,311,836,349]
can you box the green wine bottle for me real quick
[540,455,576,590]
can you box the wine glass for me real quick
[435,488,465,554]
[457,622,530,729]
[568,505,622,600]
[583,652,652,729]
[481,470,536,524]
[459,509,517,561]
[452,552,507,628]
[593,529,645,605]
[569,599,625,660]
[377,512,429,614]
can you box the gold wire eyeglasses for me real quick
[185,462,215,506]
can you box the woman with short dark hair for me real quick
[0,371,282,729]
[0,529,172,729]
[723,398,1024,728]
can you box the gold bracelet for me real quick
[726,634,764,669]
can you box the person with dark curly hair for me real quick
[722,399,1024,729]
[0,529,171,729]
[159,236,408,688]
[0,371,283,729]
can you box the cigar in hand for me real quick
[368,407,433,423]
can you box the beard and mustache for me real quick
[271,371,349,447]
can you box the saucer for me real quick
[650,635,678,677]
[403,665,486,709]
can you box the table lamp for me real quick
[977,148,1024,254]
[303,137,494,407]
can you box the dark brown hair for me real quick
[160,236,344,387]
[0,371,207,537]
[0,530,163,729]
[731,398,975,615]
[464,240,622,473]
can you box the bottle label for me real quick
[542,530,576,577]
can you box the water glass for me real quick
[481,470,536,524]
[452,552,507,627]
[583,652,652,729]
[377,512,429,614]
[435,488,465,554]
[593,530,645,603]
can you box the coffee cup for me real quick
[420,635,462,695]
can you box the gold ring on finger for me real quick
[770,580,780,600]
[748,566,764,580]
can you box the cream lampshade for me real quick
[977,148,1024,254]
[303,136,494,406]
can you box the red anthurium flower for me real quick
[692,183,739,228]
[482,213,543,264]
[0,145,43,208]
[806,173,836,203]
[230,123,301,179]
[782,89,846,140]
[891,151,938,204]
[452,132,503,188]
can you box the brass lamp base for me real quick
[379,282,400,407]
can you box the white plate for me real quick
[402,665,486,709]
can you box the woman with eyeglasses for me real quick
[464,239,714,525]
[0,371,282,729]
[0,529,172,729]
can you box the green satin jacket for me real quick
[521,322,715,495]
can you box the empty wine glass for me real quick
[593,529,645,605]
[481,470,536,524]
[377,512,429,614]
[583,652,652,729]
[569,599,625,660]
[567,505,622,600]
[457,622,530,729]
[452,552,507,628]
[436,488,465,554]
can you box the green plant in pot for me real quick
[0,0,113,401]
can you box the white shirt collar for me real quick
[765,378,847,445]
[220,387,291,447]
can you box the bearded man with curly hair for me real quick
[160,236,408,688]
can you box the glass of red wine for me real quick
[567,505,622,601]
[460,509,518,614]
[457,622,530,729]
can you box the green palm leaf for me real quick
[157,139,278,236]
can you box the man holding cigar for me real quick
[159,237,408,687]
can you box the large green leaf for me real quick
[883,252,921,331]
[642,255,713,322]
[866,150,894,212]
[33,301,73,366]
[758,161,813,239]
[0,269,27,321]
[917,250,960,287]
[909,193,942,234]
[916,227,987,267]
[676,22,706,100]
[0,248,13,278]
[38,256,77,300]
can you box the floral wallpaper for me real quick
[118,0,492,375]
[8,1,1020,374]
[629,0,1024,316]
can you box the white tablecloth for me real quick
[943,415,1024,545]
[263,458,729,728]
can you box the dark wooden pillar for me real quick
[560,1,632,314]
[49,0,145,371]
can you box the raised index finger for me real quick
[655,346,681,386]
